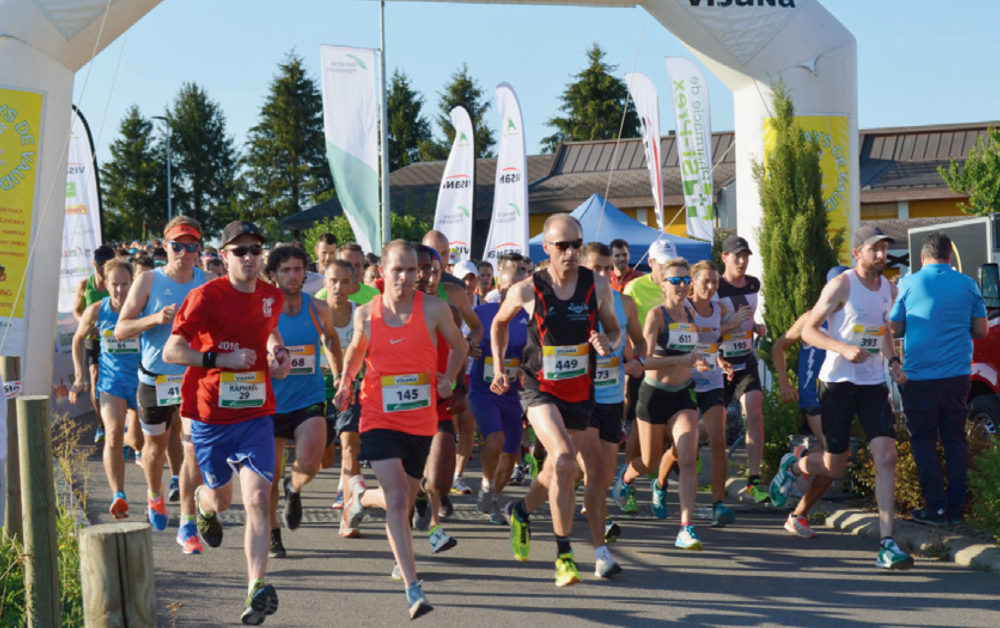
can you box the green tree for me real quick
[164,82,240,238]
[939,126,1000,216]
[541,43,640,153]
[303,212,432,256]
[387,69,432,171]
[100,105,163,241]
[240,52,334,241]
[753,82,842,375]
[421,63,495,160]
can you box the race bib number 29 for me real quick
[542,344,589,380]
[219,371,266,408]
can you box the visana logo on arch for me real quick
[689,0,795,7]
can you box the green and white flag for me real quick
[482,83,528,269]
[433,106,475,265]
[665,56,714,241]
[320,45,380,253]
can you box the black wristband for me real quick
[203,351,217,369]
[889,356,901,366]
[453,381,468,395]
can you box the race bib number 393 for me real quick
[542,344,589,380]
[851,324,884,354]
[154,374,184,406]
[287,344,316,375]
[218,371,266,408]
[382,373,432,412]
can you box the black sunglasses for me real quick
[665,276,692,285]
[168,240,200,253]
[547,239,583,252]
[228,244,263,257]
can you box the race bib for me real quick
[542,344,589,380]
[218,371,266,408]
[667,323,698,352]
[484,357,521,383]
[154,374,184,407]
[287,345,316,375]
[101,329,139,355]
[721,331,753,358]
[850,324,884,354]
[594,356,621,388]
[381,373,432,412]
[693,343,718,369]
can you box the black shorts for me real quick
[626,375,642,424]
[519,387,594,432]
[636,380,697,425]
[800,407,821,435]
[818,381,896,454]
[85,337,101,368]
[590,402,623,444]
[329,400,361,437]
[723,358,762,406]
[273,402,327,441]
[695,388,725,414]
[360,429,433,479]
[437,418,455,435]
[136,382,178,436]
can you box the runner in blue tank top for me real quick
[265,246,342,559]
[70,259,139,520]
[115,217,207,553]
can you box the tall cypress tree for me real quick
[421,63,495,160]
[101,105,163,240]
[387,68,432,171]
[753,82,842,374]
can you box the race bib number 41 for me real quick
[542,344,589,380]
[721,331,752,358]
[850,325,884,354]
[219,371,266,408]
[287,344,316,375]
[382,373,432,412]
[101,329,139,354]
[154,374,184,406]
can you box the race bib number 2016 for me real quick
[542,344,589,381]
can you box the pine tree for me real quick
[387,69,432,171]
[100,105,163,240]
[541,43,640,153]
[939,126,1000,216]
[240,53,333,241]
[421,63,495,160]
[753,82,842,374]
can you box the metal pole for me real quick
[379,0,391,245]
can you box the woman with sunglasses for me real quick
[614,257,709,550]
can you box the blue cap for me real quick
[826,265,850,282]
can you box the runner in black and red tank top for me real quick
[490,214,623,586]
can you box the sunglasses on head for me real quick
[548,239,583,252]
[665,276,692,285]
[168,240,200,253]
[228,244,263,257]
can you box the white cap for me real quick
[648,239,679,264]
[453,260,478,279]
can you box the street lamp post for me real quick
[152,115,173,222]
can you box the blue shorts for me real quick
[97,380,137,410]
[190,415,276,489]
[469,390,523,455]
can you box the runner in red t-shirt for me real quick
[164,220,290,625]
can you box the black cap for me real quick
[93,245,116,264]
[722,235,752,255]
[853,225,892,248]
[221,220,264,247]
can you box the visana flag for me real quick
[60,106,103,314]
[433,106,475,265]
[665,56,714,241]
[624,72,664,231]
[320,45,380,253]
[482,83,528,268]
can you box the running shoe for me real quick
[674,525,703,551]
[147,493,168,531]
[613,468,631,511]
[167,475,180,502]
[176,521,203,555]
[283,484,303,531]
[745,479,771,504]
[489,500,505,525]
[506,501,531,561]
[338,518,360,539]
[509,464,525,486]
[476,487,493,515]
[268,528,286,558]
[406,580,433,620]
[769,453,798,507]
[123,446,135,461]
[94,425,105,445]
[912,507,948,527]
[195,485,223,548]
[109,492,129,520]
[876,539,914,571]
[412,494,431,531]
[241,579,278,625]
[451,475,473,495]
[784,514,816,539]
[651,480,669,519]
[345,485,367,529]
[623,485,638,515]
[428,526,457,554]
[527,449,542,479]
[332,490,344,510]
[554,553,581,588]
[711,502,736,528]
[604,518,621,544]
[390,562,402,581]
[438,495,454,519]
[594,555,623,579]
[134,450,143,466]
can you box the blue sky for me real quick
[74,0,1000,165]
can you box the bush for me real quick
[968,442,1000,544]
[760,385,802,481]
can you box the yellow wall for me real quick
[860,202,897,220]
[909,199,965,218]
[529,213,547,236]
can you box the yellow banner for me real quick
[764,114,850,264]
[0,87,43,322]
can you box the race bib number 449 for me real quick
[542,344,589,380]
[382,373,432,412]
[219,371,266,408]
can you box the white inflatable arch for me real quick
[0,0,855,394]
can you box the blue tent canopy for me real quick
[528,193,712,267]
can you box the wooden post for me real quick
[2,356,21,542]
[79,522,156,628]
[17,395,60,627]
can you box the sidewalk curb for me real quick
[725,477,1000,575]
